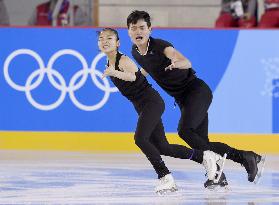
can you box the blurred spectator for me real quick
[28,0,88,26]
[0,0,9,25]
[259,0,279,27]
[215,0,258,28]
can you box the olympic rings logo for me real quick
[3,49,118,111]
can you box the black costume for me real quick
[132,37,261,182]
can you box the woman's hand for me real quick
[102,65,115,78]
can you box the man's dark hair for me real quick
[127,10,151,28]
[97,28,119,41]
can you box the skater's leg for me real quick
[150,120,199,159]
[134,101,170,179]
[177,79,263,183]
[195,113,210,144]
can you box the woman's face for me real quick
[128,19,151,47]
[98,30,120,54]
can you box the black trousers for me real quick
[132,87,197,178]
[176,78,243,163]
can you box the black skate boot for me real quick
[242,151,259,182]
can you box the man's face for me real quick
[128,19,151,47]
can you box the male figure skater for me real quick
[126,10,265,188]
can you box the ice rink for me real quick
[0,151,278,205]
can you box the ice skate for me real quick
[204,166,229,190]
[155,173,178,195]
[202,151,227,190]
[242,151,265,183]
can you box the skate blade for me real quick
[206,185,230,192]
[156,187,178,196]
[205,184,218,191]
[214,153,227,183]
[254,155,266,184]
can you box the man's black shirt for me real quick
[132,37,196,100]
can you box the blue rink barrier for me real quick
[273,79,279,133]
[0,28,278,134]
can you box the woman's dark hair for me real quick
[97,28,119,41]
[127,10,151,28]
